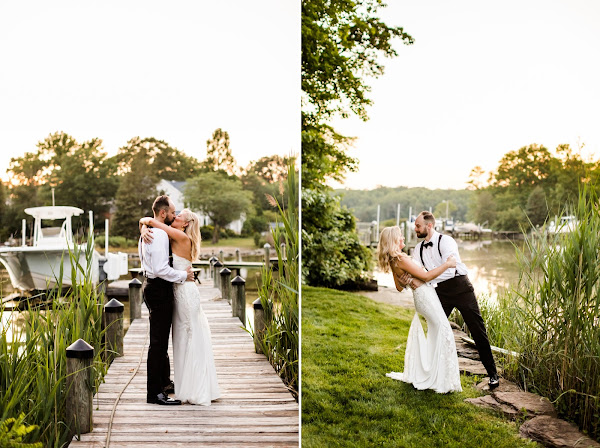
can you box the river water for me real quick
[374,239,523,301]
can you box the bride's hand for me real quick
[445,255,457,268]
[139,217,151,226]
[141,225,154,244]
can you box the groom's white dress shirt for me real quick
[413,230,468,286]
[138,228,187,283]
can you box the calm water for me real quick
[374,239,523,301]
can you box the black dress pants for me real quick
[435,275,498,378]
[143,277,174,400]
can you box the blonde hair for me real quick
[180,209,201,261]
[377,226,404,273]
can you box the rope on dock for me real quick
[104,328,149,448]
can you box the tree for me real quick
[6,131,119,227]
[203,129,237,174]
[111,156,158,240]
[184,172,252,243]
[302,0,413,187]
[468,191,496,226]
[526,186,548,227]
[434,201,457,221]
[246,155,290,184]
[112,136,200,181]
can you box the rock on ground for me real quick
[519,415,600,448]
[493,391,557,418]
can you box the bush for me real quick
[95,235,138,249]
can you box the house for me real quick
[156,179,246,234]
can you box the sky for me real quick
[330,0,600,191]
[0,1,299,180]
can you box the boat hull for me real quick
[0,246,100,291]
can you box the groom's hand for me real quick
[396,272,414,290]
[185,266,194,282]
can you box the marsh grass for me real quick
[252,161,299,399]
[459,187,600,441]
[301,286,537,447]
[0,239,109,447]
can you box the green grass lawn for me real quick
[301,286,538,448]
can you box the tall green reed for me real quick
[470,186,600,440]
[253,160,299,399]
[0,238,109,447]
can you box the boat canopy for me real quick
[24,206,84,220]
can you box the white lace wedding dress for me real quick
[387,282,462,394]
[172,254,221,405]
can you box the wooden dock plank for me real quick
[70,280,298,447]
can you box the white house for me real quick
[156,179,246,234]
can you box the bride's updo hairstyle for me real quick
[377,226,404,273]
[179,209,202,261]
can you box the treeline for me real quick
[0,129,291,243]
[334,143,600,232]
[469,143,600,230]
[335,187,473,223]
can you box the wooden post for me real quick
[66,339,94,438]
[235,248,241,262]
[220,267,232,304]
[253,298,266,354]
[129,278,142,320]
[98,258,108,303]
[264,243,271,271]
[104,298,124,362]
[219,250,224,262]
[208,256,218,278]
[213,260,223,289]
[280,242,286,260]
[231,275,246,325]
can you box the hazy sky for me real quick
[0,1,299,179]
[330,0,600,190]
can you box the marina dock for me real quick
[69,280,298,448]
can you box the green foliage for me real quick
[5,132,118,234]
[302,189,372,288]
[112,136,200,181]
[493,206,525,232]
[467,190,497,226]
[111,155,158,240]
[94,235,138,249]
[525,186,548,227]
[0,243,109,446]
[252,161,298,398]
[202,128,237,174]
[336,186,474,223]
[0,414,42,448]
[184,172,252,243]
[470,187,600,441]
[301,286,537,447]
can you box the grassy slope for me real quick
[301,286,537,448]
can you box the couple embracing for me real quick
[377,211,499,394]
[139,195,221,406]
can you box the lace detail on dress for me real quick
[386,284,462,394]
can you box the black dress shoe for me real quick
[163,381,175,395]
[147,392,181,405]
[489,375,500,389]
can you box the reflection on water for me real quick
[374,240,523,301]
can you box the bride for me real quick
[378,226,462,394]
[140,209,221,405]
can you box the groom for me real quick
[139,195,194,405]
[399,211,500,389]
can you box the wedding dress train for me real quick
[387,283,462,394]
[172,254,221,405]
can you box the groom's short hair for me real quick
[152,195,171,215]
[419,211,436,225]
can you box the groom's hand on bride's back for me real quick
[185,266,194,282]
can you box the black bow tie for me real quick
[423,241,433,249]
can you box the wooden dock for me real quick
[70,280,298,448]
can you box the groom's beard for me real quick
[416,230,427,238]
[164,217,174,226]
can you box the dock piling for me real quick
[104,299,124,362]
[220,267,232,303]
[213,260,223,289]
[66,339,94,438]
[264,243,271,270]
[253,298,266,354]
[231,275,246,325]
[129,278,142,320]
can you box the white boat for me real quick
[0,206,128,291]
[547,215,578,234]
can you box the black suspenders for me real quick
[419,234,443,271]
